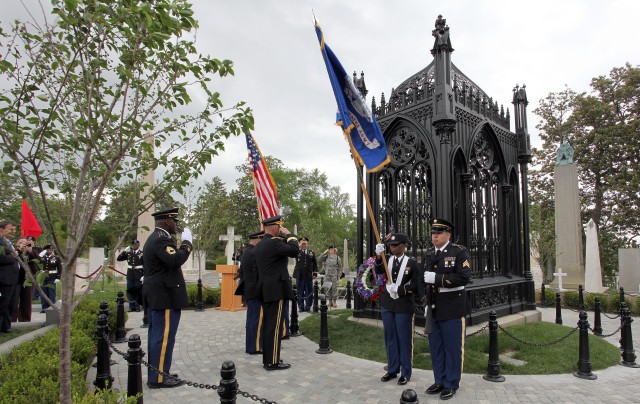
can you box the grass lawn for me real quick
[299,309,621,374]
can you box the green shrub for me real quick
[562,291,580,308]
[0,297,125,402]
[633,296,640,316]
[186,284,220,307]
[584,293,606,311]
[538,288,557,306]
[605,293,633,314]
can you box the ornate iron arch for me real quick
[467,124,507,279]
[376,119,436,258]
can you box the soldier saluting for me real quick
[253,215,298,371]
[421,218,471,401]
[143,207,192,389]
[117,239,144,312]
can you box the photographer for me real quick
[13,237,39,322]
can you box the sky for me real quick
[6,0,640,206]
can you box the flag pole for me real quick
[342,132,391,284]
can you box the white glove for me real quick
[39,250,47,258]
[181,227,193,243]
[140,276,144,282]
[424,271,436,284]
[54,279,60,284]
[375,243,385,255]
[125,246,131,253]
[385,283,398,294]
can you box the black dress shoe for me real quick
[397,376,409,385]
[425,383,444,395]
[146,378,185,389]
[248,351,263,355]
[380,372,397,382]
[282,335,290,340]
[264,362,291,371]
[440,388,456,400]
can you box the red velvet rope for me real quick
[74,265,104,279]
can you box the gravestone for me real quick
[553,268,567,291]
[584,219,606,293]
[618,249,640,293]
[137,132,155,247]
[552,138,584,289]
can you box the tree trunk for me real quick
[59,257,77,404]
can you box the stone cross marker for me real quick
[553,268,567,291]
[219,226,242,265]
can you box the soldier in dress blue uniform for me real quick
[39,244,62,312]
[292,237,317,312]
[142,207,193,389]
[253,215,299,370]
[374,233,421,386]
[117,239,144,312]
[237,230,264,354]
[421,218,471,400]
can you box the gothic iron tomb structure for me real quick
[354,15,536,325]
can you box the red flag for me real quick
[21,199,43,238]
[245,133,280,221]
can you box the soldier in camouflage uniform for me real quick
[318,245,343,307]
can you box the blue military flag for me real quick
[315,22,390,173]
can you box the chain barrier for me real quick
[601,311,621,320]
[75,265,104,279]
[498,324,578,347]
[103,332,277,403]
[590,325,622,338]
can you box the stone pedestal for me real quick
[552,162,584,289]
[619,249,640,293]
[215,265,245,311]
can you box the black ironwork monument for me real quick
[354,15,536,325]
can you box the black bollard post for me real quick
[290,289,302,337]
[218,361,238,404]
[346,280,352,309]
[574,310,597,380]
[540,283,546,307]
[141,304,149,328]
[483,311,505,382]
[115,290,127,343]
[195,278,204,312]
[99,300,110,321]
[94,314,114,390]
[399,388,419,404]
[578,285,585,311]
[620,304,639,368]
[126,334,144,403]
[619,287,625,346]
[593,297,603,336]
[555,292,562,325]
[316,298,333,354]
[313,280,319,313]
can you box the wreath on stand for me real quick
[355,256,387,302]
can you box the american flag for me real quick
[245,133,280,221]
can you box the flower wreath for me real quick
[355,256,387,302]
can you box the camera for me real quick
[26,243,32,247]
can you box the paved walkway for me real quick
[98,303,639,403]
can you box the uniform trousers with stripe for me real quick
[380,306,415,379]
[428,316,465,390]
[282,300,289,337]
[148,308,181,384]
[261,300,284,366]
[245,299,263,353]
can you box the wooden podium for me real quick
[215,264,245,311]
